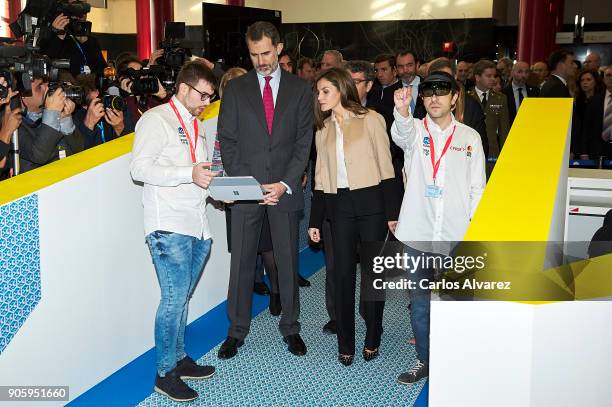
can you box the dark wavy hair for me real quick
[313,67,368,130]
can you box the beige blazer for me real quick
[314,109,395,194]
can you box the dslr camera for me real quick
[47,81,85,105]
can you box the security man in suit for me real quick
[503,61,540,126]
[540,49,574,98]
[468,59,510,176]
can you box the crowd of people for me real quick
[1,11,611,404]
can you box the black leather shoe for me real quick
[298,274,311,287]
[253,281,270,296]
[217,337,244,360]
[283,334,307,356]
[269,293,281,316]
[322,320,336,335]
[174,356,215,379]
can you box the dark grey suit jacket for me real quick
[218,69,314,212]
[540,75,571,98]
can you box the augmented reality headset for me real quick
[418,81,454,98]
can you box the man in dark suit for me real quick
[540,49,574,98]
[217,21,313,359]
[503,61,540,126]
[367,54,404,198]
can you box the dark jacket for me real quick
[40,34,107,78]
[18,114,84,173]
[503,83,540,125]
[74,107,135,149]
[572,89,607,157]
[218,69,313,212]
[540,75,571,98]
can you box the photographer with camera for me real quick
[116,53,169,122]
[73,73,135,149]
[39,1,106,78]
[16,77,83,173]
[0,78,22,175]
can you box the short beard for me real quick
[256,60,279,76]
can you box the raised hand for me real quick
[393,87,412,118]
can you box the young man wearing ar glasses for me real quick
[389,71,486,384]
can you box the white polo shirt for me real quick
[130,96,211,239]
[391,108,486,250]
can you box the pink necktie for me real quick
[263,76,274,135]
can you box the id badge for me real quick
[81,65,91,74]
[58,149,67,160]
[425,184,443,198]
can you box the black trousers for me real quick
[330,189,387,355]
[322,218,335,321]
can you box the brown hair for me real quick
[245,21,281,46]
[427,57,455,76]
[219,67,247,98]
[313,67,368,130]
[374,53,396,68]
[576,68,604,102]
[473,59,496,77]
[176,61,217,91]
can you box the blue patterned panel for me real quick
[0,194,41,355]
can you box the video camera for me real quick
[118,65,174,97]
[155,22,191,93]
[16,0,92,37]
[0,29,69,97]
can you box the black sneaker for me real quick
[397,359,429,384]
[175,356,216,380]
[154,370,198,402]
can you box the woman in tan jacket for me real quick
[308,68,400,366]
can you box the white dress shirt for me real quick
[130,96,211,239]
[391,108,486,251]
[332,113,350,188]
[256,65,281,107]
[475,87,489,104]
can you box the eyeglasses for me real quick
[419,83,452,98]
[187,83,217,102]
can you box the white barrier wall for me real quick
[0,152,231,404]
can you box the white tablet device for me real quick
[208,176,265,201]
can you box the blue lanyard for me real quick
[97,122,106,143]
[71,35,88,65]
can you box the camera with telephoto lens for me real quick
[47,81,85,105]
[102,94,126,111]
[119,66,172,96]
[0,43,70,96]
